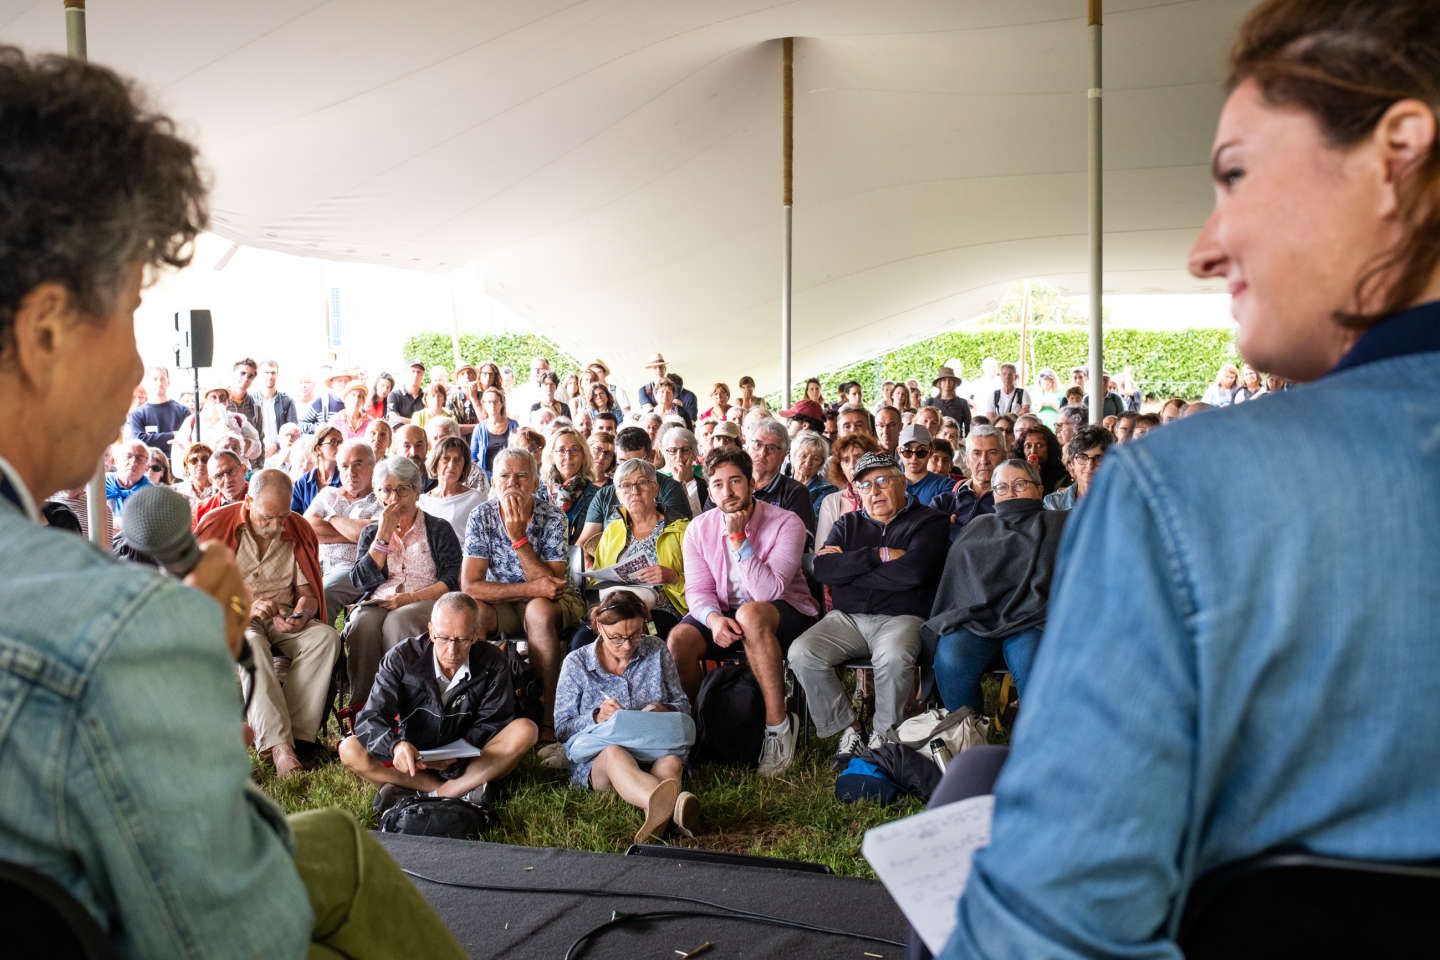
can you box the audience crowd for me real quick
[60,349,1288,838]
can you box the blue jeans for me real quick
[932,626,1042,711]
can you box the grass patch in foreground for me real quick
[256,733,922,879]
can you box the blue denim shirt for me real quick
[943,305,1440,958]
[0,474,311,958]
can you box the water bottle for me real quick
[929,737,952,771]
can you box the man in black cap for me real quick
[388,359,427,423]
[790,452,948,763]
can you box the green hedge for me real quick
[786,327,1240,403]
[402,332,579,381]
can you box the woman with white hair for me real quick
[789,431,836,514]
[659,426,706,515]
[346,455,463,710]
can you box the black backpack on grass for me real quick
[690,662,765,767]
[379,795,492,841]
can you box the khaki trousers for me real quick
[244,621,341,752]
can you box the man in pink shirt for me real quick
[669,448,818,777]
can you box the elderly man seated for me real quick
[193,449,250,526]
[304,438,382,617]
[104,438,151,530]
[196,469,341,777]
[790,452,948,762]
[1044,424,1115,511]
[669,448,818,777]
[746,418,816,542]
[461,448,585,757]
[925,459,1069,711]
[339,592,538,812]
[394,423,440,493]
[932,425,1004,541]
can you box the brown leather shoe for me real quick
[635,778,679,845]
[271,743,303,778]
[672,791,699,838]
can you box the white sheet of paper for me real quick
[862,794,995,954]
[416,739,482,762]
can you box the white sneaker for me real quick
[758,713,799,778]
[835,725,864,771]
[867,730,888,751]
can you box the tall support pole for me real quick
[781,37,794,408]
[65,1,105,545]
[1019,280,1031,385]
[1087,0,1104,424]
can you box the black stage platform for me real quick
[376,833,908,959]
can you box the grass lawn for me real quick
[256,731,924,879]
[255,678,1010,880]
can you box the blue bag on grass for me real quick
[835,757,904,804]
[565,709,696,764]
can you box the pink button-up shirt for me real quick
[682,497,817,626]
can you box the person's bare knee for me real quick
[338,735,370,771]
[735,602,779,638]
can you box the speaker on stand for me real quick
[174,309,213,444]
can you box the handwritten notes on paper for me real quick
[862,794,995,954]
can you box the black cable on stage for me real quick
[400,867,905,954]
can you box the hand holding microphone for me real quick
[124,486,251,660]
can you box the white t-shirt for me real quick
[305,487,382,570]
[418,488,487,543]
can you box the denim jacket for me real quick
[944,304,1440,958]
[0,471,311,958]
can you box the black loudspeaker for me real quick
[174,309,213,369]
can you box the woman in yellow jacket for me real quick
[573,458,689,647]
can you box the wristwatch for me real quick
[374,537,389,548]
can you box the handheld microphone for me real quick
[122,484,202,577]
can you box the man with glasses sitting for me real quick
[193,449,251,526]
[1044,424,1115,511]
[104,439,152,531]
[745,418,816,544]
[925,459,1070,711]
[340,591,537,813]
[790,452,948,763]
[895,423,951,508]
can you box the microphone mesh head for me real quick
[122,485,197,561]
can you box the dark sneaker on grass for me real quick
[373,783,418,817]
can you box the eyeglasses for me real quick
[237,371,256,381]
[1072,451,1106,466]
[617,481,653,493]
[186,456,206,465]
[431,634,475,646]
[854,474,902,492]
[318,439,341,448]
[663,447,693,456]
[601,630,645,647]
[898,446,930,458]
[991,479,1035,496]
[749,442,785,455]
[147,464,165,473]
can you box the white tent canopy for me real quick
[3,0,1249,386]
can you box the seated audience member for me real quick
[410,381,448,431]
[529,371,570,423]
[926,458,1067,711]
[1202,362,1241,407]
[588,429,617,485]
[991,414,1015,451]
[291,425,343,514]
[196,470,341,777]
[388,360,426,423]
[779,398,826,437]
[347,456,463,710]
[104,439,152,528]
[650,376,693,430]
[636,412,667,468]
[1063,385,1085,410]
[1020,423,1068,493]
[461,448,585,751]
[701,382,731,420]
[1160,396,1187,423]
[986,362,1032,418]
[822,408,838,442]
[1112,409,1139,443]
[896,424,950,508]
[925,366,973,437]
[669,448,818,777]
[174,441,215,505]
[425,417,490,495]
[660,425,707,516]
[418,435,487,542]
[341,592,537,811]
[1181,400,1214,417]
[789,430,836,514]
[746,418,817,543]
[591,408,620,436]
[792,453,948,760]
[1044,424,1114,511]
[708,419,742,450]
[304,438,382,616]
[837,379,864,409]
[394,423,439,493]
[365,417,392,459]
[1131,412,1160,439]
[469,386,519,478]
[936,416,962,450]
[125,365,191,451]
[175,386,263,464]
[286,434,316,480]
[932,424,1005,542]
[1010,412,1041,450]
[929,437,959,481]
[336,382,375,440]
[537,426,598,544]
[574,458,690,645]
[509,426,547,465]
[266,422,302,470]
[835,404,875,441]
[578,426,692,550]
[815,433,881,547]
[301,368,352,432]
[554,592,696,843]
[193,449,250,526]
[1055,404,1088,449]
[912,404,943,439]
[873,404,903,454]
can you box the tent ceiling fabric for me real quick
[3,0,1251,384]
